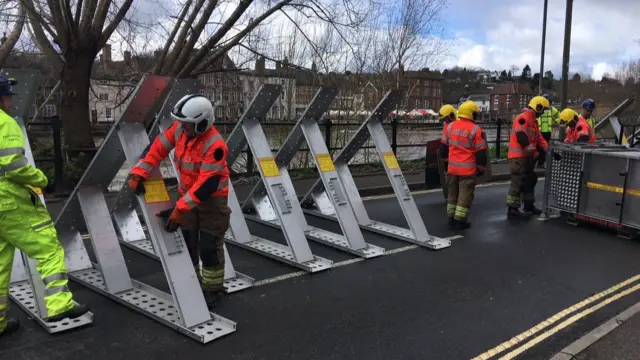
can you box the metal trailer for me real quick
[5,69,94,333]
[54,75,236,343]
[541,141,640,238]
[300,90,451,250]
[241,87,385,259]
[111,78,254,293]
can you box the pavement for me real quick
[3,175,640,360]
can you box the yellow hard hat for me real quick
[457,100,480,120]
[559,108,579,124]
[439,104,456,119]
[528,96,550,112]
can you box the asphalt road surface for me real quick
[3,181,640,360]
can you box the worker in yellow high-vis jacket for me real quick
[0,74,89,337]
[536,94,559,168]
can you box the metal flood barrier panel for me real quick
[5,68,94,333]
[223,84,333,272]
[111,78,254,293]
[54,75,236,343]
[300,90,451,250]
[541,142,640,237]
[241,87,384,259]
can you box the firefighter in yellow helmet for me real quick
[439,104,457,155]
[0,74,90,336]
[559,108,596,143]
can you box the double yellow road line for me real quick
[472,274,640,360]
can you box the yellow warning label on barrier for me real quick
[26,185,43,195]
[382,152,400,169]
[316,153,336,172]
[587,181,640,197]
[144,177,171,204]
[258,157,280,177]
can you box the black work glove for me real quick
[156,207,184,232]
[553,152,562,161]
[44,177,56,194]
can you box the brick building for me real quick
[490,82,535,113]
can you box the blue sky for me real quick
[436,0,640,79]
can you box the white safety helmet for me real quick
[170,94,215,135]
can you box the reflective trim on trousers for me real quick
[201,267,224,286]
[0,296,7,306]
[446,203,456,217]
[43,273,68,285]
[506,194,521,207]
[454,205,469,220]
[44,285,70,297]
[32,219,54,231]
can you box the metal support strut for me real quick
[110,79,254,293]
[225,84,333,272]
[6,69,94,333]
[242,87,384,258]
[300,90,451,250]
[54,76,235,343]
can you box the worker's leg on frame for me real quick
[198,197,231,309]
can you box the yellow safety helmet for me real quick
[559,108,579,125]
[439,104,456,120]
[457,100,481,120]
[528,96,550,113]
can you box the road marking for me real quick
[500,282,640,360]
[472,274,640,360]
[253,235,463,287]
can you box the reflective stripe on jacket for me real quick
[444,118,487,176]
[132,122,230,212]
[537,106,559,133]
[508,108,549,159]
[0,109,48,203]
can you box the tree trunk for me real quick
[59,53,96,167]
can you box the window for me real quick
[98,80,107,85]
[415,99,420,107]
[105,108,113,120]
[199,89,208,97]
[424,100,430,108]
[99,93,109,101]
[44,87,53,98]
[43,104,56,117]
[215,107,223,117]
[233,92,238,102]
[216,92,222,102]
[216,77,221,86]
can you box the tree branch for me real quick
[97,0,135,49]
[0,3,26,68]
[153,0,193,74]
[160,0,205,74]
[170,0,219,75]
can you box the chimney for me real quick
[102,44,112,71]
[124,50,132,63]
[275,61,281,71]
[283,56,289,69]
[255,57,265,74]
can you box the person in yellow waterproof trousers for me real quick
[0,74,89,336]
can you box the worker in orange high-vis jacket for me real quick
[506,96,561,219]
[560,108,597,143]
[439,101,487,230]
[128,94,231,309]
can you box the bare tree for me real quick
[20,0,135,160]
[0,1,26,68]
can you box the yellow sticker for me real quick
[143,177,171,204]
[587,182,640,197]
[382,152,400,169]
[26,185,43,195]
[258,157,280,177]
[316,153,336,172]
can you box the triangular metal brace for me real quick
[241,87,384,258]
[300,90,451,250]
[54,76,235,343]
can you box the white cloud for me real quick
[441,0,640,78]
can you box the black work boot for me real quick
[507,207,523,219]
[46,303,90,322]
[0,318,20,336]
[447,217,455,228]
[453,219,471,230]
[203,290,223,310]
[523,202,542,216]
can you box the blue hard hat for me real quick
[542,93,550,100]
[582,99,595,111]
[0,74,17,97]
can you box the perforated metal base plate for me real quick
[119,239,254,293]
[246,215,385,258]
[302,209,452,250]
[70,268,236,343]
[224,233,333,272]
[9,281,94,333]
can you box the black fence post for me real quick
[495,118,502,159]
[632,125,637,147]
[391,117,398,155]
[324,118,332,152]
[50,116,64,191]
[618,125,625,145]
[246,150,254,175]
